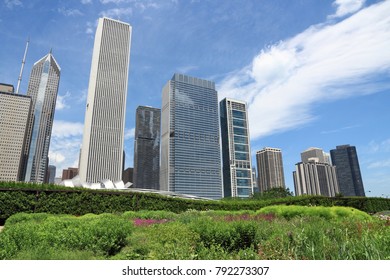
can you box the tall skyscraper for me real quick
[160,73,222,199]
[220,98,253,198]
[293,147,339,197]
[330,145,365,196]
[133,106,161,189]
[79,17,132,183]
[23,52,60,183]
[256,147,286,192]
[0,84,31,182]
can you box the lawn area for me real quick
[0,206,389,260]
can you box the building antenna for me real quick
[16,37,29,94]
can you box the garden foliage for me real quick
[0,206,389,260]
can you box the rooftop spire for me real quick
[16,37,29,94]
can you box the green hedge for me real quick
[1,182,389,221]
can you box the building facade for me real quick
[0,84,31,182]
[220,98,253,198]
[301,147,330,164]
[122,167,133,185]
[293,148,339,197]
[330,145,365,196]
[62,167,78,180]
[160,73,222,199]
[133,106,161,189]
[293,160,339,197]
[256,147,286,192]
[79,17,132,183]
[46,165,56,184]
[23,53,60,183]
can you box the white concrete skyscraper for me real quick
[79,17,132,183]
[23,52,60,183]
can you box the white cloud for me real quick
[49,120,84,177]
[218,1,390,139]
[176,65,199,74]
[51,120,84,139]
[81,0,92,4]
[134,1,159,12]
[124,127,135,140]
[100,0,128,4]
[368,138,390,153]
[58,7,83,16]
[4,0,22,9]
[100,7,132,19]
[48,152,66,164]
[329,0,365,19]
[56,91,71,110]
[321,125,360,134]
[368,159,390,169]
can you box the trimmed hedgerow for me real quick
[1,182,390,222]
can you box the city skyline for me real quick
[1,0,389,197]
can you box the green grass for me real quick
[0,206,389,260]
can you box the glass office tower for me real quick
[160,73,222,199]
[24,52,60,183]
[220,98,253,198]
[330,145,365,196]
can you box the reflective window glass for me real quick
[233,127,247,136]
[232,110,245,119]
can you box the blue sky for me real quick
[0,0,389,197]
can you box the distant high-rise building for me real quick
[133,106,161,189]
[220,98,253,198]
[301,147,330,164]
[79,17,132,183]
[160,73,222,199]
[62,167,78,180]
[122,167,133,185]
[46,165,56,184]
[252,167,259,193]
[294,148,339,197]
[256,147,286,192]
[0,84,31,182]
[330,145,365,196]
[23,52,60,183]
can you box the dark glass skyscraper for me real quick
[160,73,222,199]
[330,145,365,196]
[220,98,253,198]
[133,106,161,189]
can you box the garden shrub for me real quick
[122,210,177,220]
[0,213,133,259]
[120,222,200,260]
[257,205,372,221]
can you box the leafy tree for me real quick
[252,187,293,200]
